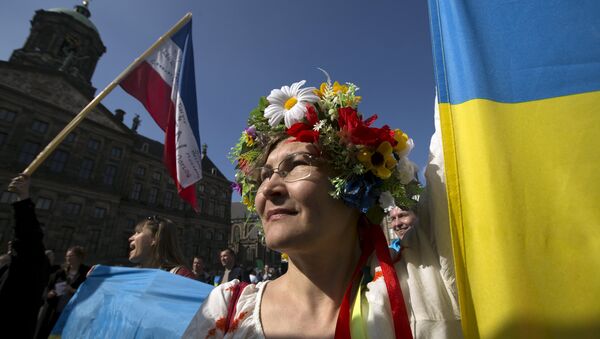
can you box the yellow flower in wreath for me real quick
[393,129,409,153]
[357,141,396,179]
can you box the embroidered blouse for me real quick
[183,224,463,339]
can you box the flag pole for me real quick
[21,12,192,176]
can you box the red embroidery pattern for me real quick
[228,311,248,332]
[205,317,227,339]
[372,270,384,282]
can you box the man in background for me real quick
[389,206,418,253]
[218,248,249,284]
[192,256,211,284]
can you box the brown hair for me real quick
[135,216,187,270]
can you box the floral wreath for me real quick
[230,77,421,224]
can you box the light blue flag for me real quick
[50,265,212,338]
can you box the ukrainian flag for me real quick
[427,1,600,338]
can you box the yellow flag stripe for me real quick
[440,90,600,338]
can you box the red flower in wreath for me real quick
[287,105,320,143]
[337,107,396,147]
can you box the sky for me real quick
[1,0,437,199]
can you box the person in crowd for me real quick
[248,268,259,284]
[261,264,270,281]
[389,206,418,241]
[184,79,461,338]
[127,215,194,278]
[0,174,50,338]
[218,248,250,284]
[0,241,12,269]
[45,249,62,275]
[35,246,89,339]
[192,256,211,283]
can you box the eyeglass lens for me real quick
[252,152,314,187]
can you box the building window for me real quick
[103,165,117,185]
[87,138,100,151]
[198,184,205,193]
[65,132,76,143]
[88,229,101,253]
[207,199,215,215]
[57,226,75,252]
[163,191,173,208]
[110,146,123,159]
[0,109,16,122]
[178,200,185,211]
[148,187,158,205]
[18,141,40,164]
[141,143,149,152]
[92,207,106,218]
[64,202,82,216]
[135,166,146,177]
[48,149,69,173]
[233,226,240,242]
[35,197,53,210]
[79,158,94,179]
[216,205,225,218]
[130,183,142,200]
[0,132,7,146]
[31,120,49,134]
[205,231,213,240]
[152,171,161,182]
[0,191,18,204]
[215,232,224,241]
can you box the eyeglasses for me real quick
[249,152,320,189]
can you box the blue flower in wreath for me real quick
[341,173,383,213]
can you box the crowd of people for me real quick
[0,174,285,338]
[1,78,460,338]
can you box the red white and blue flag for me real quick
[120,20,202,210]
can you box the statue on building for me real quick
[132,114,141,132]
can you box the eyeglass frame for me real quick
[248,152,323,190]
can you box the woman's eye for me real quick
[259,168,272,181]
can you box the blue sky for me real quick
[1,0,436,196]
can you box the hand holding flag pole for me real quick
[20,12,192,177]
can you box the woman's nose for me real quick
[258,173,286,198]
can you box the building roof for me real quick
[47,7,98,32]
[231,202,254,220]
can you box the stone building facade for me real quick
[0,4,231,269]
[229,202,280,269]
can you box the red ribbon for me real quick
[334,217,413,339]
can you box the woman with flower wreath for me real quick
[184,79,462,338]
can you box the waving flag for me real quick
[120,19,202,210]
[50,266,213,338]
[427,1,600,338]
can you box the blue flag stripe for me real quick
[429,0,600,104]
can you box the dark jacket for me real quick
[0,199,50,338]
[222,265,250,284]
[35,263,90,339]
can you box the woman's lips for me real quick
[266,208,297,222]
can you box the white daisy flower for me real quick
[264,80,319,128]
[313,120,325,131]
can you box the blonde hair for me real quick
[135,216,187,270]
